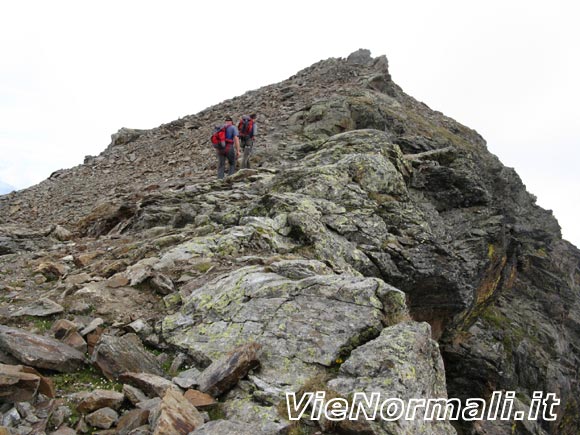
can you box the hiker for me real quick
[211,116,240,179]
[238,113,257,169]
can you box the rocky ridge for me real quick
[0,49,578,435]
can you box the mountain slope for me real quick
[0,49,578,435]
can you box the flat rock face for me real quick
[9,298,64,317]
[91,333,164,380]
[183,390,215,409]
[0,326,85,372]
[163,262,408,391]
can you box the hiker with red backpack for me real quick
[238,113,257,169]
[211,116,240,179]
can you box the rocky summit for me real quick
[0,49,578,435]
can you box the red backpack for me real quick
[211,125,233,153]
[238,116,254,138]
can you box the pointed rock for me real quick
[0,326,85,372]
[151,389,203,435]
[197,342,261,397]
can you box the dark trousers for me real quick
[217,146,236,179]
[241,137,254,169]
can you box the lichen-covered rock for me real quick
[1,50,579,435]
[163,262,408,392]
[327,322,456,435]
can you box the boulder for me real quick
[62,331,88,354]
[91,334,164,380]
[35,262,66,281]
[10,298,64,317]
[150,389,203,435]
[327,322,457,435]
[183,390,216,409]
[85,407,118,429]
[123,384,149,405]
[346,48,373,65]
[119,372,179,398]
[0,363,40,403]
[163,263,407,391]
[197,343,261,397]
[75,389,125,413]
[171,367,200,389]
[116,408,150,435]
[0,326,85,372]
[51,319,79,339]
[51,225,73,241]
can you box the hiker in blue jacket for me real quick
[217,116,240,179]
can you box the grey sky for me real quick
[1,0,578,246]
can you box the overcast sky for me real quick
[1,0,578,246]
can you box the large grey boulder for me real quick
[163,261,408,392]
[327,322,456,435]
[347,48,373,65]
